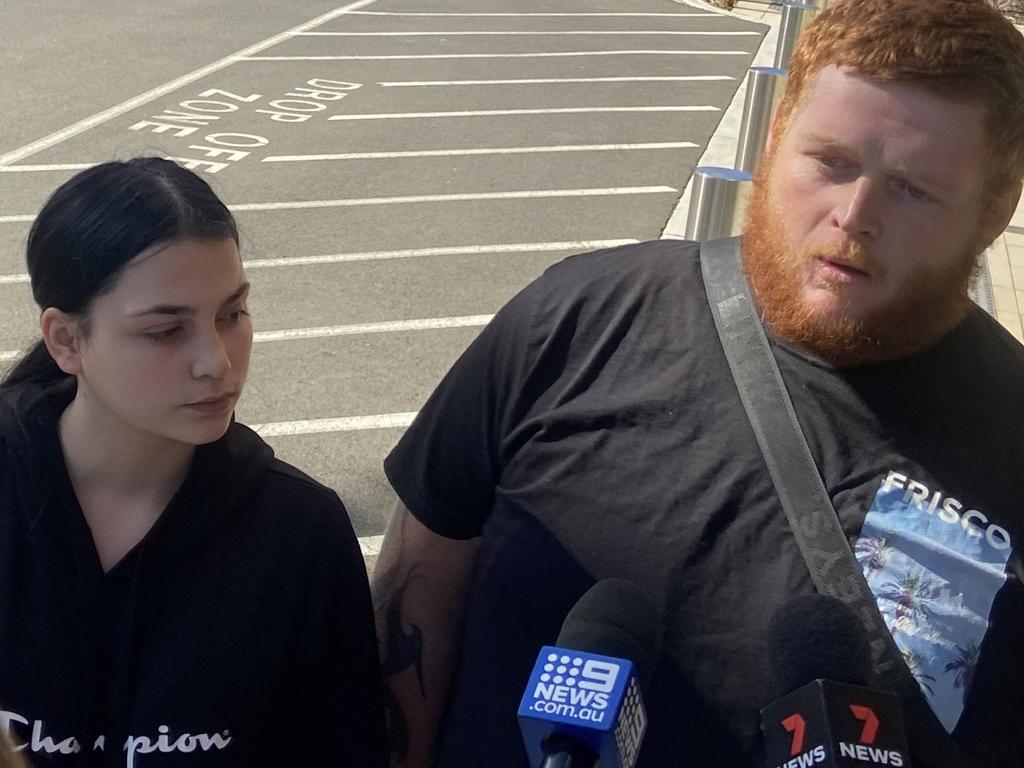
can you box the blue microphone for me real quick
[517,579,661,768]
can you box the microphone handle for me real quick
[539,735,599,768]
[539,753,595,768]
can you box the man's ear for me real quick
[40,308,85,376]
[985,183,1023,244]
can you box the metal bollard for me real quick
[775,2,819,69]
[683,167,753,241]
[735,67,787,173]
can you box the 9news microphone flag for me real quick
[761,595,913,768]
[517,579,660,768]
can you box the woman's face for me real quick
[75,237,252,446]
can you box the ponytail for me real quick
[1,339,70,390]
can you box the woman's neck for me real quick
[58,389,195,504]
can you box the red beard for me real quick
[740,162,979,367]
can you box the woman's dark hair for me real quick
[2,157,238,390]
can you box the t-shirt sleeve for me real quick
[384,280,540,540]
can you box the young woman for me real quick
[0,158,388,767]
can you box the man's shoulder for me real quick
[545,238,700,284]
[524,239,704,313]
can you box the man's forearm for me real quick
[372,505,479,768]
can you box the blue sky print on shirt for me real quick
[855,471,1013,733]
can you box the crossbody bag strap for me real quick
[699,236,976,768]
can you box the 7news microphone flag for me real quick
[760,595,913,768]
[517,579,661,768]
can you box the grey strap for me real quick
[700,237,976,768]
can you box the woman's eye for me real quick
[145,326,183,343]
[219,308,250,324]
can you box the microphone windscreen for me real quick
[556,579,661,691]
[767,594,874,698]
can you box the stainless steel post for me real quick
[775,2,819,69]
[683,167,753,241]
[734,67,787,173]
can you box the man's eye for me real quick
[894,179,928,201]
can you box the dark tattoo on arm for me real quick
[374,514,428,763]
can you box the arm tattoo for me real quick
[374,514,428,762]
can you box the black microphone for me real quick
[517,579,661,768]
[760,594,913,768]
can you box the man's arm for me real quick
[372,501,480,768]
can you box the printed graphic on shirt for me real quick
[855,472,1013,733]
[0,710,232,768]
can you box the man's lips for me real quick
[816,257,871,281]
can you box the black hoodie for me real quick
[0,381,388,767]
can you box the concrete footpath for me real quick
[664,0,1024,345]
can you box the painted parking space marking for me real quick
[253,315,494,343]
[242,240,639,267]
[377,76,735,86]
[0,163,95,173]
[263,142,698,162]
[243,50,752,61]
[299,30,760,36]
[327,106,717,120]
[0,239,640,283]
[0,314,496,361]
[229,186,678,212]
[0,0,381,167]
[0,187,678,223]
[251,412,417,436]
[348,11,714,16]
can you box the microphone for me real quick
[760,594,913,768]
[517,579,661,768]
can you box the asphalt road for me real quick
[0,0,766,544]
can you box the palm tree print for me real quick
[855,536,891,581]
[879,573,935,624]
[944,642,980,704]
[900,647,936,697]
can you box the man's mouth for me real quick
[816,257,870,281]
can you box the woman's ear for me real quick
[40,308,84,376]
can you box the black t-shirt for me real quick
[384,240,1024,767]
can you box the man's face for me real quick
[744,66,994,365]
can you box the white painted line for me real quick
[299,30,759,36]
[252,412,417,437]
[0,163,95,173]
[263,142,698,163]
[328,106,717,121]
[228,187,678,213]
[378,76,734,87]
[242,239,639,269]
[254,315,493,343]
[0,0,381,167]
[242,50,751,61]
[0,315,495,362]
[1,188,676,225]
[358,535,385,557]
[0,215,36,224]
[0,240,638,282]
[349,11,713,15]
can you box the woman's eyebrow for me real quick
[127,282,250,318]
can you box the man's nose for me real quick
[832,177,882,240]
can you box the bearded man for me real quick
[373,2,1024,766]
